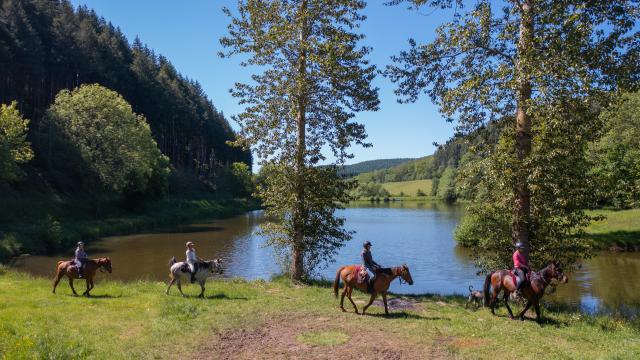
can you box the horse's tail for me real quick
[168,257,176,266]
[333,266,344,298]
[483,272,493,306]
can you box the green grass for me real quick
[1,268,638,359]
[380,179,433,198]
[586,208,640,250]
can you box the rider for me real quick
[74,241,88,279]
[513,242,529,297]
[362,241,381,293]
[185,241,203,284]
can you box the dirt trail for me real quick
[196,314,450,360]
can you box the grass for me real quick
[1,268,639,359]
[586,208,640,250]
[380,179,433,198]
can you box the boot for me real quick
[367,275,375,294]
[190,272,196,284]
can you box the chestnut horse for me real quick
[483,261,568,323]
[333,264,414,315]
[52,257,112,296]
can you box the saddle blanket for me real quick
[355,265,369,284]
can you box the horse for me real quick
[52,257,112,296]
[166,257,223,298]
[483,261,568,323]
[333,264,414,315]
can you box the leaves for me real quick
[0,101,33,182]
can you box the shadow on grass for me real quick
[365,311,449,321]
[205,293,249,301]
[587,231,640,249]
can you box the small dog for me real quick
[466,285,484,308]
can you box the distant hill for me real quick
[338,158,415,178]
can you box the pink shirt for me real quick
[513,250,528,269]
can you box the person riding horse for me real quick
[74,241,88,278]
[513,242,529,297]
[362,241,390,293]
[185,241,203,284]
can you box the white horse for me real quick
[166,257,223,297]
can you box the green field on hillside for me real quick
[381,179,433,197]
[1,269,638,359]
[586,208,640,250]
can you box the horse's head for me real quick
[399,264,414,285]
[98,257,112,273]
[549,261,568,283]
[206,259,224,275]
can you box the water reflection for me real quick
[16,202,640,316]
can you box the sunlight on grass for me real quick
[297,330,350,346]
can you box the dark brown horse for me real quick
[483,261,568,323]
[333,264,414,315]
[53,257,112,296]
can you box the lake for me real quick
[17,202,640,316]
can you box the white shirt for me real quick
[186,249,197,263]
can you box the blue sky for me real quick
[70,0,458,164]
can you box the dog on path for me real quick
[466,285,484,308]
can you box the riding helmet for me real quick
[515,242,525,249]
[363,241,372,248]
[186,241,194,247]
[77,241,84,246]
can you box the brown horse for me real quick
[483,261,568,323]
[52,258,112,296]
[333,264,414,315]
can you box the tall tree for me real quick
[221,0,379,279]
[386,0,639,265]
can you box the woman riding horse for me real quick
[53,257,112,296]
[333,263,414,315]
[484,261,568,323]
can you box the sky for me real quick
[69,0,458,164]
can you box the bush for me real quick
[0,101,33,182]
[46,84,170,202]
[416,189,426,196]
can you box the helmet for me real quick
[186,241,194,247]
[363,241,372,248]
[515,242,525,249]
[77,241,84,246]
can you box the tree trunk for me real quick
[513,1,534,258]
[291,0,308,280]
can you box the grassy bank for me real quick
[381,179,433,197]
[1,269,638,359]
[586,208,640,250]
[0,182,258,262]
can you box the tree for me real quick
[435,166,456,203]
[0,101,33,182]
[589,91,640,209]
[228,161,254,198]
[221,0,379,279]
[46,84,170,197]
[387,0,639,268]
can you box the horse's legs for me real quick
[534,300,542,323]
[503,291,514,319]
[346,287,359,314]
[198,280,205,298]
[362,292,377,315]
[68,277,78,296]
[517,300,532,320]
[177,280,186,297]
[52,271,64,294]
[83,278,91,296]
[166,278,176,295]
[340,284,348,312]
[489,285,499,315]
[382,292,389,315]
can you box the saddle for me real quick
[355,265,369,284]
[509,269,530,285]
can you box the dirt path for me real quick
[196,313,450,360]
